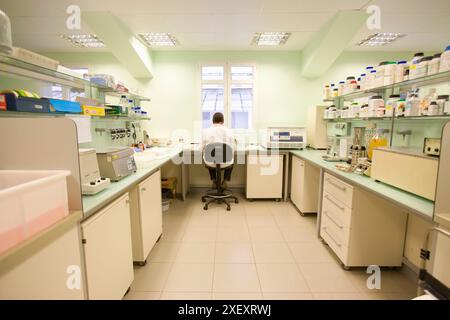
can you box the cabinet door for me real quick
[290,156,305,209]
[246,155,283,199]
[138,170,162,258]
[82,193,134,300]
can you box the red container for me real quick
[0,94,6,111]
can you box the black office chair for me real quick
[202,142,239,211]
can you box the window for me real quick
[201,64,254,129]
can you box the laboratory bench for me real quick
[290,149,435,220]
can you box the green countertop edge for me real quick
[290,149,435,220]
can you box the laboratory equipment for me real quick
[423,138,441,157]
[368,129,388,160]
[350,127,366,167]
[96,147,137,181]
[371,147,438,201]
[0,10,12,54]
[262,126,306,150]
[78,148,110,195]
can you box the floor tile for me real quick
[131,263,172,292]
[263,293,314,300]
[249,226,285,242]
[148,242,180,263]
[346,269,418,294]
[182,226,217,242]
[175,243,216,263]
[288,242,335,264]
[279,225,317,243]
[246,215,277,227]
[217,226,251,242]
[298,263,359,293]
[313,293,368,300]
[364,292,417,300]
[160,227,186,243]
[218,214,247,227]
[274,213,313,227]
[215,243,254,263]
[123,291,161,300]
[212,292,262,300]
[164,263,214,292]
[252,243,295,263]
[160,292,212,300]
[257,264,310,293]
[188,214,218,227]
[213,264,261,293]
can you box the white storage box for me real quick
[0,170,70,254]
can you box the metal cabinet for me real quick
[246,154,283,199]
[81,193,134,300]
[129,169,162,265]
[290,156,320,214]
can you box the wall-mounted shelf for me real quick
[0,53,151,103]
[329,70,450,102]
[0,111,151,121]
[324,115,450,122]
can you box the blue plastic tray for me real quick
[47,99,82,113]
[4,93,51,113]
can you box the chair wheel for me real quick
[226,206,231,211]
[201,197,206,203]
[203,205,208,210]
[235,199,239,204]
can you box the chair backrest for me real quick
[203,143,234,167]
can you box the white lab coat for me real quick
[201,124,236,167]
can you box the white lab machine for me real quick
[262,126,306,150]
[79,148,110,195]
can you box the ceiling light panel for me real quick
[252,32,291,46]
[60,34,105,48]
[357,33,405,46]
[139,33,178,46]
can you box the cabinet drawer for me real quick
[322,191,352,229]
[323,173,354,208]
[320,217,349,264]
[321,211,350,249]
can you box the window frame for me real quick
[200,62,256,131]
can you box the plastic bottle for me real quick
[368,130,388,160]
[395,61,407,83]
[405,94,420,117]
[385,94,400,117]
[395,99,406,117]
[359,73,366,90]
[409,52,424,79]
[119,95,128,114]
[439,45,450,72]
[428,53,441,75]
[420,88,438,115]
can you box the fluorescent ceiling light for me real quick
[139,33,178,46]
[357,33,405,46]
[252,32,291,46]
[60,34,105,48]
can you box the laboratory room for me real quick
[0,0,450,307]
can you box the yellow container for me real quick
[82,105,105,116]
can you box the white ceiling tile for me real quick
[261,0,369,13]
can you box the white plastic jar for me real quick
[385,94,401,117]
[415,56,432,79]
[323,85,331,100]
[360,104,368,118]
[409,52,424,79]
[367,70,377,89]
[436,95,449,115]
[338,81,345,96]
[349,102,360,118]
[341,107,349,119]
[359,73,366,90]
[374,62,387,87]
[427,53,441,75]
[368,96,384,117]
[427,101,439,116]
[383,61,397,86]
[439,45,450,72]
[395,61,407,83]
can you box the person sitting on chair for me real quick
[201,112,236,189]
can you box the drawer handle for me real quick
[141,187,147,192]
[323,227,342,247]
[326,178,347,191]
[324,194,345,211]
[323,210,343,229]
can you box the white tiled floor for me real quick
[124,190,418,300]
